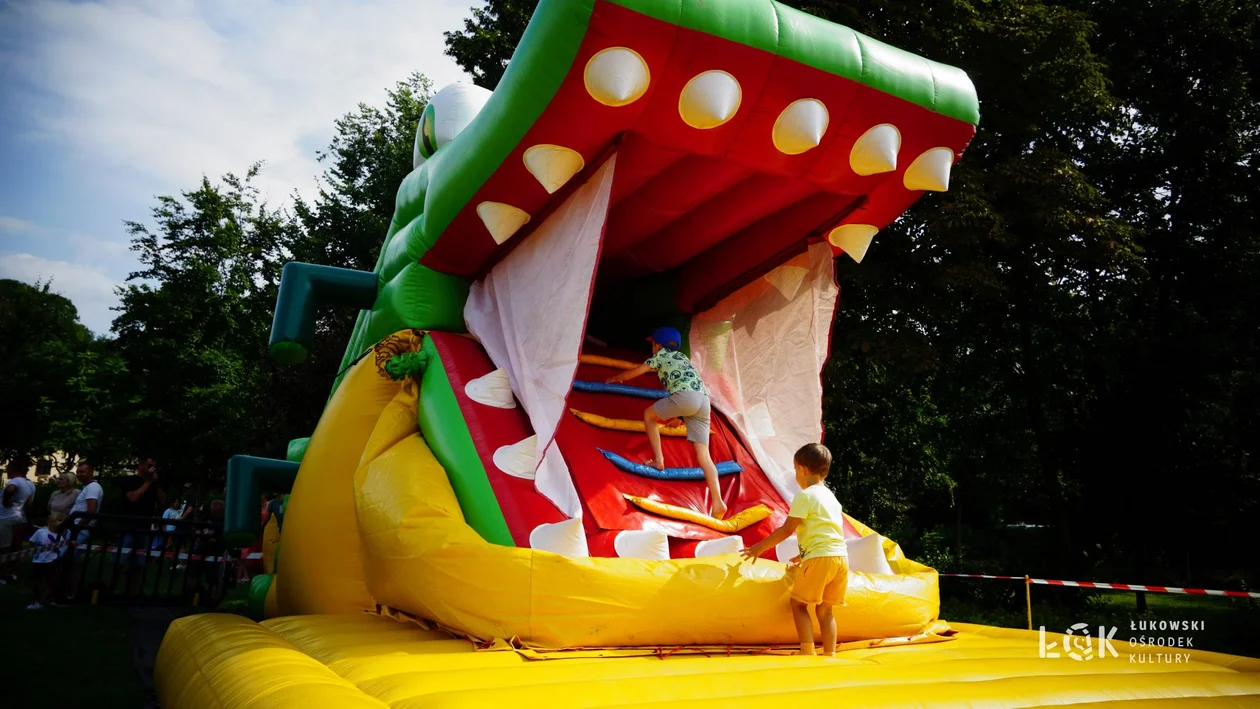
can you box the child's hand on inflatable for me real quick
[790,555,801,566]
[740,545,764,563]
[662,417,683,427]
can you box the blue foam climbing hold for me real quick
[597,449,742,481]
[572,380,668,400]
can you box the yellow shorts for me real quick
[790,555,849,605]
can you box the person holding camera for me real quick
[114,455,166,594]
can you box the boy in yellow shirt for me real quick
[742,443,848,656]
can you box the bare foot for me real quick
[648,457,665,470]
[710,500,728,520]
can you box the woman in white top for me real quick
[48,473,80,518]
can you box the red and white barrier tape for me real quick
[0,539,71,562]
[941,573,1260,599]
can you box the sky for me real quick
[0,0,473,335]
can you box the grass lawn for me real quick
[3,579,153,709]
[4,561,251,709]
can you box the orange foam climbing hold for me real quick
[625,494,773,533]
[579,354,638,370]
[570,408,687,436]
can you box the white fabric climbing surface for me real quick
[689,242,839,504]
[465,155,617,519]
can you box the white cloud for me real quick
[6,0,473,204]
[0,252,121,335]
[0,216,41,233]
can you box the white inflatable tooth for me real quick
[772,98,829,155]
[695,536,743,558]
[613,529,670,560]
[584,47,650,107]
[529,518,589,558]
[827,223,879,264]
[903,147,955,192]
[523,144,585,194]
[477,201,530,244]
[464,368,516,409]
[764,265,808,300]
[678,70,742,129]
[849,124,901,176]
[494,436,537,480]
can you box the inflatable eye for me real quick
[412,83,493,169]
[417,103,437,162]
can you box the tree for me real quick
[1062,0,1260,580]
[112,167,294,485]
[444,0,537,89]
[0,279,93,466]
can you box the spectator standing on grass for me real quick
[119,455,166,520]
[67,461,103,528]
[64,461,103,601]
[26,512,68,609]
[47,473,80,518]
[115,455,166,595]
[0,460,38,584]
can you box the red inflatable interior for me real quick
[429,331,847,558]
[418,0,976,317]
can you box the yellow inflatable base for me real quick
[155,612,1260,708]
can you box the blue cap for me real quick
[648,326,682,350]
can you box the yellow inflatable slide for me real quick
[157,337,1260,707]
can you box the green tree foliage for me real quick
[1065,0,1260,578]
[112,167,292,485]
[444,0,537,89]
[0,279,128,470]
[0,280,90,465]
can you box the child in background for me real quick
[742,444,848,656]
[606,327,726,519]
[27,513,68,610]
[154,499,183,552]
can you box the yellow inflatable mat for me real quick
[156,613,1260,708]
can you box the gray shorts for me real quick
[0,517,19,548]
[654,391,711,444]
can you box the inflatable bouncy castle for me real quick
[155,0,1260,705]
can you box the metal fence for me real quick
[56,512,236,606]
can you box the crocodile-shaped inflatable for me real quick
[155,1,1260,706]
